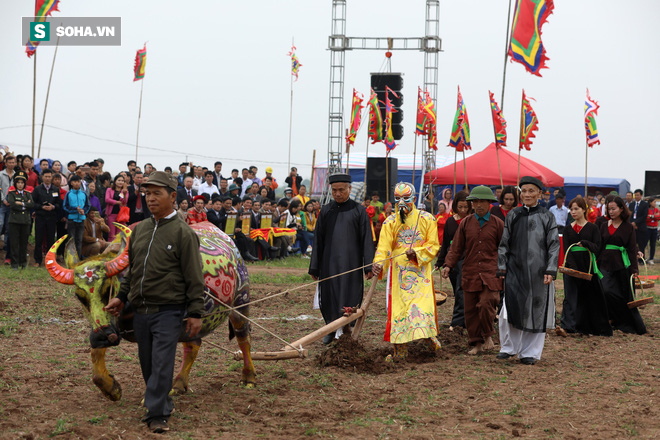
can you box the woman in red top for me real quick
[587,196,599,223]
[105,174,129,241]
[435,202,450,245]
[490,185,517,221]
[559,197,611,335]
[598,197,646,335]
[646,198,659,264]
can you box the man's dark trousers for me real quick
[34,216,57,264]
[133,308,183,423]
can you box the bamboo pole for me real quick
[309,149,316,195]
[345,128,350,173]
[364,132,371,192]
[453,149,457,195]
[351,277,378,340]
[584,141,588,196]
[233,349,308,361]
[135,77,144,162]
[412,133,418,186]
[385,150,390,203]
[496,146,504,189]
[287,38,295,172]
[462,150,468,190]
[38,35,60,158]
[500,0,514,110]
[32,51,37,158]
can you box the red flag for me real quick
[489,91,507,147]
[345,89,364,148]
[520,90,539,150]
[416,87,428,136]
[26,0,61,58]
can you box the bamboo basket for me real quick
[434,290,448,306]
[558,243,593,281]
[633,259,654,289]
[628,274,654,309]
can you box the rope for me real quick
[201,338,238,356]
[202,248,424,314]
[203,291,303,354]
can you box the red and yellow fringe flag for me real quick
[133,45,147,81]
[367,89,383,144]
[26,0,61,57]
[519,90,539,150]
[489,91,507,147]
[345,89,364,148]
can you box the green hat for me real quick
[143,171,177,191]
[466,185,498,202]
[228,183,240,192]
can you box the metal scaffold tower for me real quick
[320,0,442,204]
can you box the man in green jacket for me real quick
[105,171,204,433]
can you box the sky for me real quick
[1,0,659,191]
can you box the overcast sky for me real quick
[1,1,658,190]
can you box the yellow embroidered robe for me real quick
[375,207,440,343]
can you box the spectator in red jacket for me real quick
[646,198,659,264]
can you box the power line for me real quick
[0,124,313,167]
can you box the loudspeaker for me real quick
[644,170,660,196]
[371,73,404,140]
[366,157,398,203]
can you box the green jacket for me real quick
[117,212,205,316]
[7,190,34,225]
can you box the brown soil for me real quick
[1,261,659,439]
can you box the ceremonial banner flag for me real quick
[508,0,555,77]
[584,89,600,147]
[288,45,302,81]
[384,87,398,151]
[26,0,61,57]
[519,90,539,150]
[367,89,383,144]
[448,86,471,152]
[346,89,364,147]
[424,91,438,150]
[489,91,508,147]
[416,87,428,136]
[133,45,147,81]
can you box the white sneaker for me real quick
[648,259,655,265]
[287,245,293,252]
[306,246,313,254]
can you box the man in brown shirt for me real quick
[442,186,504,354]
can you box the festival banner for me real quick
[346,89,364,147]
[367,89,383,144]
[519,90,539,150]
[133,45,147,81]
[26,0,61,57]
[415,87,428,136]
[448,86,471,152]
[384,86,398,151]
[424,91,438,150]
[288,45,302,81]
[584,89,600,147]
[489,91,507,147]
[508,0,555,76]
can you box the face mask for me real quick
[394,183,415,216]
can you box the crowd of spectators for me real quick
[0,147,317,267]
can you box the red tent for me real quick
[425,143,564,187]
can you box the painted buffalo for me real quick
[46,221,256,401]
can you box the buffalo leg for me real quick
[172,339,201,394]
[91,347,122,401]
[229,311,256,387]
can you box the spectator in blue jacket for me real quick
[63,175,90,259]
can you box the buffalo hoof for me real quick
[171,377,189,395]
[240,381,256,389]
[93,374,122,401]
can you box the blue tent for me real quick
[562,176,630,201]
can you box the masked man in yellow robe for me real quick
[372,182,441,361]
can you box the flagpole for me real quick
[32,51,37,158]
[364,133,370,187]
[517,91,523,185]
[287,38,295,172]
[496,147,504,189]
[385,149,390,204]
[310,149,317,195]
[345,128,350,173]
[584,141,588,196]
[412,134,418,187]
[462,150,468,190]
[38,35,60,158]
[500,0,514,110]
[453,149,457,196]
[135,77,144,163]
